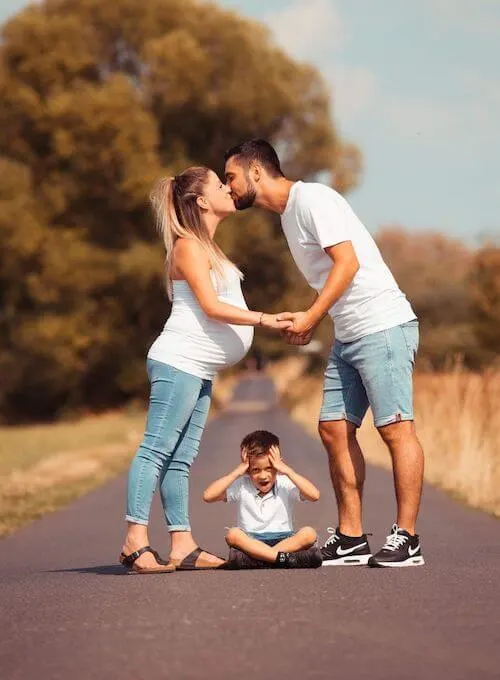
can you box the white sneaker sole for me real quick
[370,556,425,568]
[322,554,372,566]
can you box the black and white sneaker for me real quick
[279,546,323,569]
[227,547,266,569]
[320,527,372,566]
[368,524,425,568]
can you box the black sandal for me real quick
[171,547,226,571]
[119,546,175,574]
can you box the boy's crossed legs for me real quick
[225,526,317,564]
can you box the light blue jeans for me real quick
[320,320,419,427]
[126,359,212,531]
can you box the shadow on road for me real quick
[46,565,127,576]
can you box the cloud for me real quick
[427,0,500,35]
[265,0,377,123]
[326,65,378,121]
[380,95,454,139]
[265,0,347,60]
[378,75,500,149]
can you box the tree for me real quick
[0,0,356,420]
[376,227,477,368]
[470,246,500,364]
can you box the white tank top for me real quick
[147,264,254,380]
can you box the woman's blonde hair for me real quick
[150,166,242,298]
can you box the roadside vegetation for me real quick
[279,361,500,517]
[0,374,237,536]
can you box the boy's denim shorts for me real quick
[247,531,295,547]
[320,320,419,428]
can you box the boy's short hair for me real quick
[240,430,279,458]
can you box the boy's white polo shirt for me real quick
[226,474,302,534]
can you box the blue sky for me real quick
[2,0,499,244]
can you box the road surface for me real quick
[1,376,499,679]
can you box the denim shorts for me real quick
[247,531,295,547]
[320,320,419,428]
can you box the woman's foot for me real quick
[169,532,225,568]
[122,527,173,571]
[119,545,175,573]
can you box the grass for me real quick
[0,372,238,537]
[281,366,500,517]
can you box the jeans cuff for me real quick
[374,413,414,427]
[319,411,362,427]
[125,515,149,526]
[168,524,191,532]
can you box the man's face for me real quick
[225,156,257,210]
[247,453,277,495]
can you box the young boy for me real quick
[203,430,322,568]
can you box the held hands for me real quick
[268,445,289,474]
[260,313,293,332]
[275,311,316,345]
[281,328,314,346]
[276,311,314,335]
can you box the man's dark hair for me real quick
[240,430,280,458]
[224,139,284,178]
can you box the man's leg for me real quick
[318,342,369,539]
[355,321,424,534]
[318,420,366,537]
[354,320,425,567]
[378,420,424,535]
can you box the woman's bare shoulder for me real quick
[172,238,210,277]
[173,238,206,258]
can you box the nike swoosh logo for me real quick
[337,542,367,556]
[408,544,420,556]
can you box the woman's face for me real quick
[201,171,236,217]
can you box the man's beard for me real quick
[234,177,257,210]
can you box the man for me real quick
[224,139,425,568]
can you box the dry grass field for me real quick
[0,373,238,536]
[280,364,500,517]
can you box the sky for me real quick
[2,0,499,244]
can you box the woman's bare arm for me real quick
[174,239,291,330]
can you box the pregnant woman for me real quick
[120,166,290,573]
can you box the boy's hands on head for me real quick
[237,446,249,476]
[268,445,289,474]
[236,459,249,476]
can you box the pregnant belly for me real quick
[155,322,254,373]
[207,322,254,367]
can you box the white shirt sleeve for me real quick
[277,474,301,502]
[226,477,243,503]
[301,185,352,250]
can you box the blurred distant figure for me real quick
[225,140,425,568]
[120,166,291,574]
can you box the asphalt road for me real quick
[1,376,499,680]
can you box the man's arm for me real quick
[278,241,359,335]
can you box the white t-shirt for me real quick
[148,264,253,380]
[280,181,416,343]
[226,474,302,534]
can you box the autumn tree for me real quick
[0,0,356,420]
[470,246,500,365]
[375,227,476,368]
